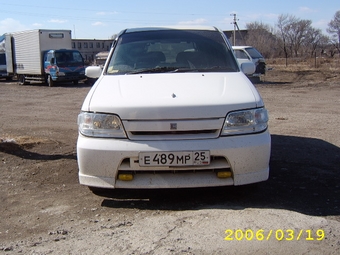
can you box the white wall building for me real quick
[72,39,113,65]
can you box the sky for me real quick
[0,0,338,39]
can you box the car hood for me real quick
[82,72,263,120]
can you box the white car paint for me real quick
[83,73,262,119]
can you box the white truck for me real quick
[4,29,85,86]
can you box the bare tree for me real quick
[236,11,339,61]
[276,14,296,65]
[287,19,312,57]
[245,21,278,58]
[327,10,340,55]
[304,27,326,57]
[275,14,319,64]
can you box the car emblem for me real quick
[170,123,177,130]
[172,93,176,98]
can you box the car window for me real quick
[106,29,239,74]
[244,48,264,59]
[234,50,250,60]
[0,53,6,65]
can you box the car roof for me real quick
[123,26,219,34]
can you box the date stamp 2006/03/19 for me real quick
[224,229,325,241]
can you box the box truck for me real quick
[5,29,85,86]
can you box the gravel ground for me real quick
[0,66,339,254]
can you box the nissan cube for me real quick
[77,26,271,190]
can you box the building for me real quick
[72,39,113,65]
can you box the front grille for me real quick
[123,118,224,140]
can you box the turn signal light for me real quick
[217,171,232,178]
[118,174,134,181]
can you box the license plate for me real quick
[139,151,210,166]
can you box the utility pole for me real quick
[230,13,245,46]
[231,13,238,46]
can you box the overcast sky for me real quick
[0,0,338,39]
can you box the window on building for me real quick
[84,42,88,48]
[78,42,82,49]
[89,42,93,48]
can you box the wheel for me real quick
[47,75,54,87]
[18,75,29,85]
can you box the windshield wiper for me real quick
[197,66,236,72]
[170,66,236,73]
[127,67,179,74]
[126,66,235,74]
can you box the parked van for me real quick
[77,26,271,192]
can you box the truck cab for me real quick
[0,52,10,80]
[44,49,86,86]
[0,35,13,81]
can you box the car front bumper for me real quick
[77,130,271,189]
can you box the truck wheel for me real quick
[18,75,28,85]
[48,75,54,87]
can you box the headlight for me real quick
[221,108,268,136]
[78,112,126,138]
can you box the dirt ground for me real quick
[0,63,339,254]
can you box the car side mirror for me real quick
[240,62,255,75]
[85,66,103,78]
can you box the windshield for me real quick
[244,48,264,59]
[0,53,6,65]
[106,29,239,74]
[56,51,84,66]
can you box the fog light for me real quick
[118,173,134,181]
[217,171,232,178]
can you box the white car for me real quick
[232,46,266,78]
[77,26,271,191]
